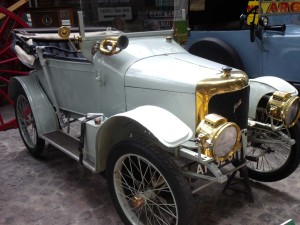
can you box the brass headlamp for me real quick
[266,91,300,128]
[196,114,241,162]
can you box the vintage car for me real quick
[8,0,300,224]
[187,0,300,92]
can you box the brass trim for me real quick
[58,26,71,39]
[58,26,81,52]
[196,114,241,162]
[267,91,300,128]
[99,35,129,56]
[195,70,249,127]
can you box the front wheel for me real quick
[106,139,195,225]
[15,90,45,156]
[246,107,300,182]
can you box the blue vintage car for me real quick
[187,0,300,91]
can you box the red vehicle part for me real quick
[0,4,29,131]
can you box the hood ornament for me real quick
[222,67,232,78]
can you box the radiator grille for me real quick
[208,85,250,129]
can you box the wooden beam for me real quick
[0,0,29,20]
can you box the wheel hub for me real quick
[130,189,156,209]
[131,194,145,209]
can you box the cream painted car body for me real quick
[9,28,297,173]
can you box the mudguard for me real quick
[94,105,193,172]
[8,75,59,134]
[249,76,298,119]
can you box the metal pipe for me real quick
[248,119,283,131]
[77,11,85,38]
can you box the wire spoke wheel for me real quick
[16,95,37,148]
[114,154,178,224]
[246,107,300,181]
[15,91,44,156]
[107,140,195,225]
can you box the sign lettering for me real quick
[98,7,132,21]
[261,1,300,14]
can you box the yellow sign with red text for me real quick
[261,1,300,14]
[246,1,300,25]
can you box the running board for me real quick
[41,130,96,172]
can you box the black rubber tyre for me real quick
[188,37,244,70]
[15,90,45,156]
[246,107,300,182]
[106,139,195,225]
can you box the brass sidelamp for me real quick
[266,91,300,128]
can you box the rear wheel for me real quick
[246,107,300,182]
[106,139,195,225]
[15,90,45,156]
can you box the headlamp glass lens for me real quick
[214,126,238,158]
[286,100,300,126]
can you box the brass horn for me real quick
[99,35,129,56]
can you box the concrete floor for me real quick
[0,105,300,225]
